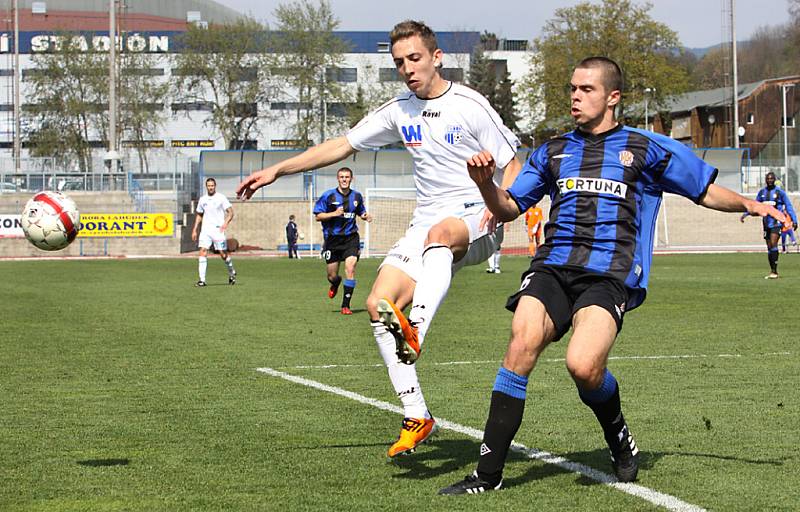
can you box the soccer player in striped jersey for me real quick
[440,56,786,495]
[740,172,797,278]
[314,167,372,315]
[236,20,522,458]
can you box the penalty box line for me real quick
[256,366,706,512]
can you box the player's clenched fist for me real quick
[466,150,497,186]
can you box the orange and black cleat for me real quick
[376,298,420,364]
[387,416,438,457]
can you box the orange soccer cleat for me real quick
[376,298,420,364]
[340,307,353,315]
[387,416,438,457]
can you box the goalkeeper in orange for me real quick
[525,206,544,257]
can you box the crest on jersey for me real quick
[444,125,463,145]
[618,150,634,167]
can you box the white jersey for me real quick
[346,82,520,208]
[196,192,232,235]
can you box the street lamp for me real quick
[644,87,655,132]
[782,83,795,190]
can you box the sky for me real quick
[214,0,793,49]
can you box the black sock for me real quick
[328,275,342,289]
[768,250,778,273]
[476,391,526,485]
[342,286,354,308]
[579,383,625,448]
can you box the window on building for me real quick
[781,115,796,128]
[326,67,357,83]
[122,103,164,113]
[0,70,13,77]
[439,68,464,82]
[233,103,258,117]
[121,68,165,76]
[234,67,258,82]
[379,68,402,82]
[746,113,754,124]
[326,102,353,118]
[270,102,313,111]
[377,42,391,53]
[171,102,213,112]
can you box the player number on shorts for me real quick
[322,250,331,260]
[519,272,534,291]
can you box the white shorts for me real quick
[198,230,227,251]
[379,202,504,282]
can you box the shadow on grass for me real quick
[77,458,130,467]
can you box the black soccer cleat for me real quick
[229,272,236,285]
[609,424,639,482]
[438,472,502,495]
[196,280,207,287]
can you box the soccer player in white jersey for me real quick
[236,20,521,457]
[192,177,237,286]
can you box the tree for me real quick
[521,0,690,137]
[495,70,520,134]
[467,46,497,106]
[119,52,169,173]
[172,18,276,150]
[468,43,519,135]
[25,35,108,172]
[272,0,349,146]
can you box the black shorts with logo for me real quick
[506,265,629,341]
[322,233,361,264]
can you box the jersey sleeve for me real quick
[221,194,232,210]
[354,192,366,216]
[313,193,329,215]
[346,99,401,151]
[646,134,717,203]
[468,98,520,170]
[506,145,550,214]
[195,199,205,214]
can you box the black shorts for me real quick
[322,233,360,264]
[506,265,629,341]
[764,226,781,240]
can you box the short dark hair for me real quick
[577,56,623,94]
[390,20,438,54]
[766,172,776,180]
[337,166,353,177]
[205,177,216,185]
[289,214,295,220]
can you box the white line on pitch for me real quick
[284,351,792,370]
[256,366,706,512]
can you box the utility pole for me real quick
[783,84,795,190]
[107,0,118,183]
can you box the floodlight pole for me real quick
[783,84,795,190]
[108,0,117,180]
[731,0,740,148]
[644,87,654,131]
[12,0,20,172]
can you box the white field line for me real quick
[256,366,706,512]
[283,351,792,370]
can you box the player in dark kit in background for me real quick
[285,214,299,258]
[440,56,786,495]
[314,167,372,315]
[740,172,797,278]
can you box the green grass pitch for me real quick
[1,253,797,511]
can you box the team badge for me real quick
[444,125,463,145]
[618,150,634,167]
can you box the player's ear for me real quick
[607,89,621,108]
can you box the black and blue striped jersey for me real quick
[508,124,717,310]
[313,188,366,239]
[754,186,797,230]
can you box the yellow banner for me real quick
[77,213,174,237]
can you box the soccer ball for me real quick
[21,191,80,251]
[298,233,305,240]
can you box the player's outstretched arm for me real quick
[701,184,786,223]
[467,150,520,222]
[236,137,356,200]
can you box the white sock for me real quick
[371,321,428,419]
[492,250,501,269]
[225,256,235,276]
[409,244,453,346]
[198,256,207,281]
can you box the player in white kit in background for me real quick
[192,177,237,287]
[235,20,521,457]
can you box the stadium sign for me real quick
[0,31,179,54]
[78,213,174,237]
[0,214,24,238]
